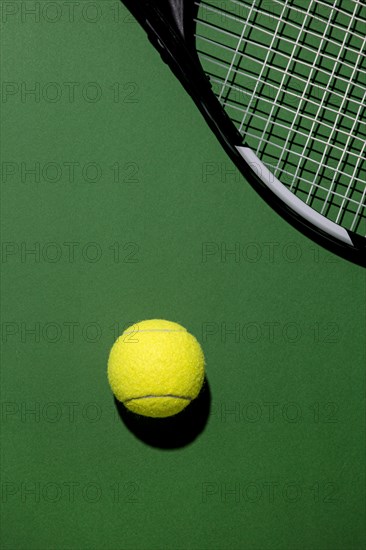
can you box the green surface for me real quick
[0,1,365,549]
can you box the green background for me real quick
[1,2,365,549]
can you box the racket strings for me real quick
[195,0,366,235]
[200,60,364,149]
[269,1,362,222]
[197,32,365,107]
[195,3,366,88]
[205,72,365,155]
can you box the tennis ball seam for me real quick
[124,394,192,403]
[122,329,186,335]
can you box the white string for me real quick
[200,56,364,127]
[217,0,256,101]
[284,0,363,20]
[195,0,366,233]
[205,69,365,134]
[206,76,365,156]
[302,2,362,206]
[276,0,356,196]
[351,182,366,231]
[197,3,366,64]
[336,110,366,226]
[262,161,364,205]
[262,0,365,33]
[225,98,364,163]
[240,129,365,187]
[256,0,321,177]
[227,0,365,25]
[195,30,365,94]
[238,1,289,135]
[322,55,366,218]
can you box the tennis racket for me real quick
[121,0,366,266]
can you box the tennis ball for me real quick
[108,319,205,418]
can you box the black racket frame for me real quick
[121,0,366,267]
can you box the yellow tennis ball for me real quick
[107,319,205,418]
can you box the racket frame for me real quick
[121,0,366,266]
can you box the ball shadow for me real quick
[114,378,211,450]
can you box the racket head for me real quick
[121,0,366,266]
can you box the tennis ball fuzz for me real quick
[107,319,205,418]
